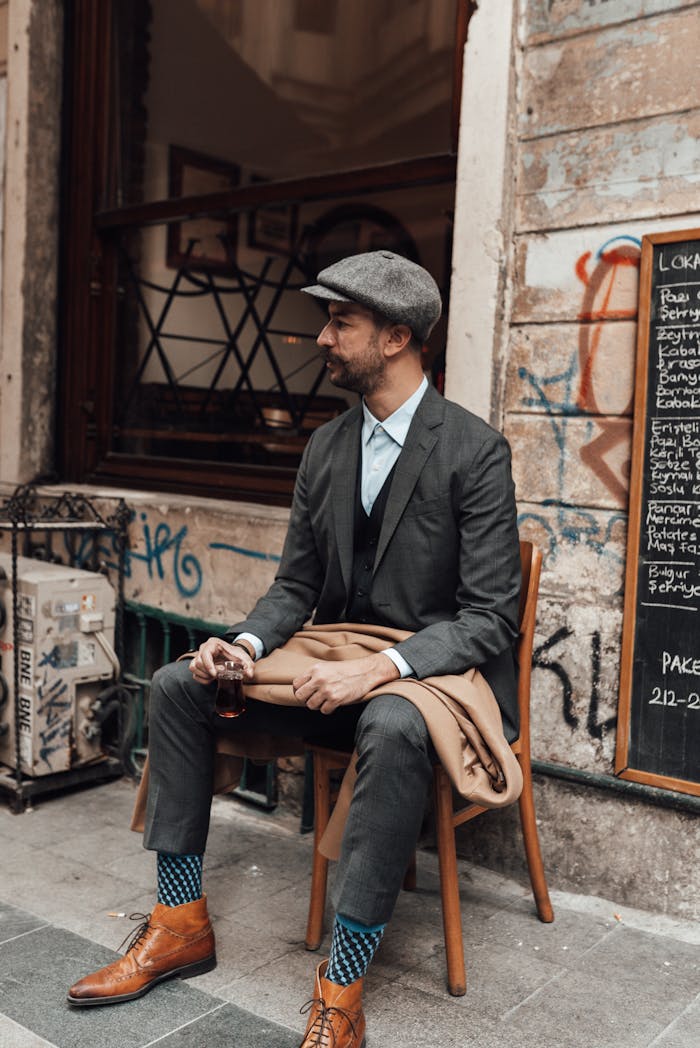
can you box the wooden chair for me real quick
[304,539,554,996]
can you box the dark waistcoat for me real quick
[345,457,397,626]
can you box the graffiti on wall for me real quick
[533,626,617,741]
[68,511,282,601]
[127,515,203,598]
[576,236,640,503]
[516,235,640,568]
[36,671,71,770]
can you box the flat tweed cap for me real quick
[302,250,442,342]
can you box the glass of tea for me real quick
[215,659,246,718]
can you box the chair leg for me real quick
[402,854,417,892]
[433,767,466,996]
[305,753,331,950]
[518,756,554,924]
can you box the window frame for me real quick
[57,0,474,505]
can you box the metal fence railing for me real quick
[123,599,277,809]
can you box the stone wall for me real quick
[508,0,700,776]
[455,1,700,919]
[0,0,62,485]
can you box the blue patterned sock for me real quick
[156,853,203,907]
[326,914,385,986]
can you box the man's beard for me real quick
[325,335,385,396]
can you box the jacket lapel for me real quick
[330,405,362,595]
[373,386,444,574]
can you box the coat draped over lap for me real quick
[131,625,523,857]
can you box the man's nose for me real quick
[317,321,334,347]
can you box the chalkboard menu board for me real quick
[617,229,700,796]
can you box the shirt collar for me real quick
[361,375,429,447]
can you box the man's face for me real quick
[316,302,386,396]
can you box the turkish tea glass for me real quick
[215,659,246,718]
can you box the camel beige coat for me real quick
[131,624,522,857]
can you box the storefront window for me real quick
[60,0,468,502]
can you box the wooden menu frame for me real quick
[616,227,700,796]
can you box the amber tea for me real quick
[215,660,246,718]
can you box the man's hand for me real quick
[189,637,256,685]
[293,653,400,714]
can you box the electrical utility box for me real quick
[0,554,116,778]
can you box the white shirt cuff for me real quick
[234,632,265,660]
[383,647,415,679]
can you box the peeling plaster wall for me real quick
[448,0,699,918]
[20,0,62,478]
[0,1,7,336]
[510,4,700,772]
[444,0,515,417]
[0,0,61,486]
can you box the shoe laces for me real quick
[299,996,359,1047]
[118,912,153,954]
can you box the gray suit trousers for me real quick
[143,660,435,925]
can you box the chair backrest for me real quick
[516,540,542,755]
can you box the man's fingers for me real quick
[303,683,341,712]
[239,658,256,680]
[197,637,251,678]
[200,640,221,676]
[304,691,328,712]
[187,637,256,689]
[305,687,326,708]
[188,656,213,683]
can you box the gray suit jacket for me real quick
[228,385,522,739]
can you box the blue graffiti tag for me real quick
[63,512,203,598]
[517,350,626,574]
[208,542,281,563]
[66,510,282,602]
[37,674,71,769]
[38,646,62,669]
[126,516,203,598]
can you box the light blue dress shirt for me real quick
[237,377,429,679]
[360,376,428,515]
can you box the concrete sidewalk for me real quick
[0,778,698,1048]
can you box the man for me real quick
[68,251,521,1047]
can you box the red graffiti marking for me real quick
[576,246,640,322]
[576,244,640,412]
[574,243,640,501]
[579,418,633,507]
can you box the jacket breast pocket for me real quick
[401,494,452,520]
[394,499,458,568]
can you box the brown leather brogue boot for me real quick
[299,960,366,1048]
[67,896,216,1006]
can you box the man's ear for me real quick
[384,324,412,357]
